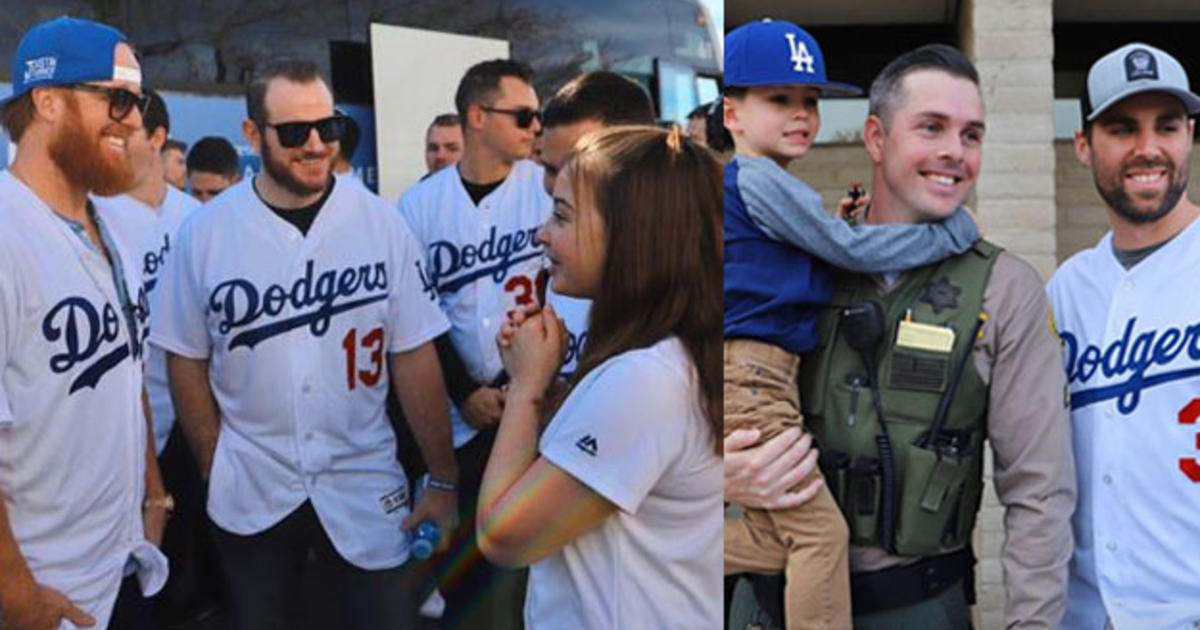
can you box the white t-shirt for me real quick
[1049,216,1200,630]
[149,175,449,569]
[94,186,200,454]
[525,337,722,630]
[0,172,167,628]
[398,161,591,447]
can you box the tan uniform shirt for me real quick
[851,252,1077,629]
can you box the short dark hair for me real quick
[162,138,187,155]
[704,100,731,152]
[0,92,35,142]
[142,89,169,138]
[427,113,461,134]
[454,59,533,120]
[186,136,240,177]
[687,103,708,120]
[246,58,325,127]
[868,44,979,125]
[723,85,748,100]
[541,71,656,129]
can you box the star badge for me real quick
[919,276,962,314]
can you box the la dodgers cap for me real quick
[1081,42,1200,123]
[725,18,861,96]
[3,16,138,107]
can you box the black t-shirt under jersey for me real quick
[256,177,336,236]
[461,176,503,206]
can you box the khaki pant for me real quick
[724,339,851,630]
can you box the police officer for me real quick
[725,44,1076,629]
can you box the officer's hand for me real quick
[0,583,95,630]
[724,427,824,510]
[462,387,505,429]
[403,488,458,553]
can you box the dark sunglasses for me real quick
[266,115,350,148]
[481,106,542,129]
[70,83,150,123]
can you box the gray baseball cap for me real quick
[1081,42,1200,122]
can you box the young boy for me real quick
[722,19,981,630]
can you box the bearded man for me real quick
[0,16,170,630]
[149,58,459,630]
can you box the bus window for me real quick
[656,59,699,124]
[665,0,717,63]
[697,74,720,107]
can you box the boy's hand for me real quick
[836,182,869,222]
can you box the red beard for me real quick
[48,97,134,197]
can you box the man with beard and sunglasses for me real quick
[397,58,548,630]
[149,58,458,630]
[1049,43,1200,630]
[0,16,170,630]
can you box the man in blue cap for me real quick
[721,19,981,629]
[0,15,169,630]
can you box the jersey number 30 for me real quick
[1179,398,1200,482]
[504,270,550,307]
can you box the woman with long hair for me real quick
[475,125,723,628]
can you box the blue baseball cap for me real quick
[4,16,136,106]
[725,19,861,96]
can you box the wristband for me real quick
[144,494,175,513]
[425,477,458,493]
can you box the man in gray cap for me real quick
[1049,42,1200,630]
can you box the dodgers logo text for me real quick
[1061,317,1200,413]
[210,259,389,350]
[424,225,542,295]
[42,297,134,393]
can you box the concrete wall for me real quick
[1056,139,1112,262]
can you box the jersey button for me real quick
[305,432,315,441]
[1106,541,1117,552]
[301,383,312,393]
[1102,474,1113,485]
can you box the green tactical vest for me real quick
[799,240,1002,557]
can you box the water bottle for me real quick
[410,474,442,560]
[411,520,442,559]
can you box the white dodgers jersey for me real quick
[149,175,449,569]
[0,172,167,627]
[1048,217,1200,630]
[94,186,200,453]
[399,161,590,446]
